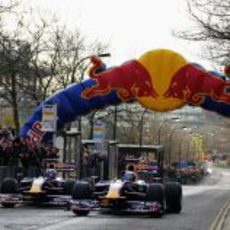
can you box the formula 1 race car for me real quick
[69,179,182,217]
[0,175,75,208]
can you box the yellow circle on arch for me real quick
[137,49,188,111]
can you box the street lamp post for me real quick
[186,138,191,161]
[158,122,163,145]
[139,109,147,147]
[168,126,189,165]
[113,105,118,140]
[168,126,180,165]
[70,53,111,84]
[179,134,183,164]
[158,117,180,145]
[178,127,192,164]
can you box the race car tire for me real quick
[146,183,165,218]
[165,182,182,213]
[1,177,18,208]
[72,181,94,200]
[1,177,18,193]
[145,183,165,202]
[72,210,90,216]
[63,180,75,195]
[1,202,15,208]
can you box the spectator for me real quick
[0,127,60,178]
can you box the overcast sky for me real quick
[22,0,212,68]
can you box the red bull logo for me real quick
[82,49,230,113]
[27,121,45,142]
[82,50,190,111]
[137,49,189,111]
[164,64,230,105]
[81,57,158,101]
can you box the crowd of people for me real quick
[0,127,210,184]
[164,163,207,184]
[0,127,59,176]
[117,153,209,185]
[0,127,105,179]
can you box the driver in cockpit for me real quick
[122,164,138,182]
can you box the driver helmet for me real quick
[45,164,57,180]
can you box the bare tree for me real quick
[114,104,155,144]
[0,8,56,131]
[175,0,230,65]
[0,3,108,131]
[0,0,18,15]
[52,31,108,90]
[0,31,32,132]
[0,1,23,132]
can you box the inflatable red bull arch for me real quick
[20,49,230,142]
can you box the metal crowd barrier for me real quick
[0,166,41,185]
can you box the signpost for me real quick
[93,119,106,179]
[42,104,57,145]
[93,119,106,153]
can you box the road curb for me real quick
[210,198,230,230]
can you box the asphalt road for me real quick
[0,167,229,230]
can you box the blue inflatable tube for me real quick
[20,79,121,142]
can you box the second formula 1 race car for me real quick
[0,174,75,208]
